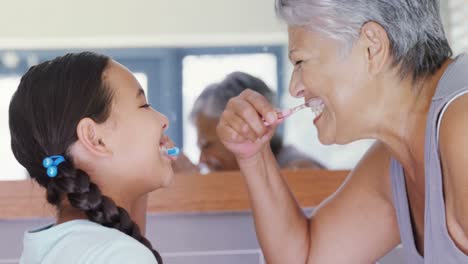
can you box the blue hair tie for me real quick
[42,155,65,178]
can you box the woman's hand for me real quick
[216,89,281,161]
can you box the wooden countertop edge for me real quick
[0,169,348,219]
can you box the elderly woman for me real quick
[217,0,467,263]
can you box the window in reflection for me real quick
[0,75,27,180]
[182,53,278,163]
[448,0,468,54]
[133,72,148,96]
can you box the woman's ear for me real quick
[76,117,111,157]
[360,21,390,75]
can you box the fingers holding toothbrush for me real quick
[231,90,277,138]
[217,89,279,159]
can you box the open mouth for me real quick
[311,102,325,117]
[159,135,178,161]
[306,98,325,117]
[307,98,325,124]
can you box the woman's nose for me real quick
[289,70,305,98]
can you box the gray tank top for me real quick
[390,54,468,263]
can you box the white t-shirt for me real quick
[20,219,158,264]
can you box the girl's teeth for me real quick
[159,145,180,158]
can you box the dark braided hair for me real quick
[9,52,163,263]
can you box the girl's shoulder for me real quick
[22,219,157,264]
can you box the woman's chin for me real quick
[317,123,355,145]
[317,129,336,145]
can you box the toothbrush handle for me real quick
[263,117,285,126]
[262,109,291,126]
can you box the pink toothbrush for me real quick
[263,98,323,126]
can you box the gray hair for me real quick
[276,0,452,80]
[190,72,276,122]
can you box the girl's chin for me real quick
[160,170,175,188]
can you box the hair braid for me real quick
[47,161,163,263]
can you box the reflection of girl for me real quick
[217,0,468,263]
[10,52,175,263]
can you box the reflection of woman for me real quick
[217,0,468,263]
[11,52,175,263]
[175,71,324,173]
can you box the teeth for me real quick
[159,145,180,158]
[311,103,325,117]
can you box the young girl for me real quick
[9,52,176,263]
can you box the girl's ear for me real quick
[76,117,112,157]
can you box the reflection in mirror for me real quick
[182,53,277,164]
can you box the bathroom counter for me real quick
[0,169,347,219]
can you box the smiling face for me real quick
[287,25,386,145]
[97,61,175,195]
[195,113,239,172]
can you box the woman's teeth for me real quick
[311,102,325,117]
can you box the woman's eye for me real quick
[295,60,304,66]
[140,103,151,108]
